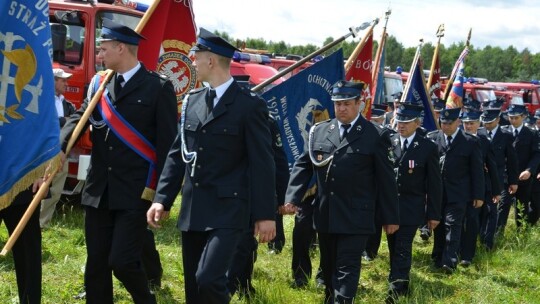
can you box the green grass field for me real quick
[1,198,540,303]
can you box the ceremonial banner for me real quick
[0,0,60,210]
[138,0,199,111]
[262,50,344,169]
[445,61,465,109]
[428,48,441,99]
[345,34,373,119]
[403,57,438,131]
[372,46,386,105]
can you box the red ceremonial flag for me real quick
[137,0,199,112]
[429,50,441,99]
[345,33,373,119]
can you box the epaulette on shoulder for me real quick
[148,70,169,80]
[188,87,206,95]
[314,119,332,127]
[427,130,439,138]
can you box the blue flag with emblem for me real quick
[262,49,344,170]
[0,0,61,210]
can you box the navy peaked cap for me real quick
[459,109,481,121]
[481,108,501,123]
[190,28,238,58]
[440,108,461,123]
[331,80,364,101]
[507,104,527,116]
[98,19,145,45]
[395,103,423,122]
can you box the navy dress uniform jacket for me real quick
[390,132,442,225]
[501,125,540,174]
[428,129,485,203]
[476,132,502,196]
[285,116,400,234]
[478,127,518,187]
[154,81,276,231]
[60,65,178,210]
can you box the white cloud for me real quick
[138,0,540,53]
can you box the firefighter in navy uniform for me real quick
[59,19,177,304]
[147,28,276,304]
[477,108,518,249]
[428,108,484,274]
[459,109,501,266]
[497,104,540,232]
[282,80,399,303]
[386,103,442,300]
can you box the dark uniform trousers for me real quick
[60,66,177,304]
[497,125,540,231]
[477,127,518,248]
[461,134,500,261]
[227,115,289,296]
[388,132,442,294]
[285,116,399,303]
[529,174,540,225]
[0,189,41,304]
[429,130,484,269]
[291,195,318,285]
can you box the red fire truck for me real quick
[488,81,540,114]
[49,0,145,197]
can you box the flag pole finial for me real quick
[436,24,445,38]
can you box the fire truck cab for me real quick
[49,0,145,196]
[488,81,540,114]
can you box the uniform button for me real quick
[107,167,112,171]
[199,147,204,151]
[331,178,335,181]
[398,184,401,187]
[332,164,336,167]
[187,124,191,128]
[330,192,334,195]
[335,151,339,155]
[197,165,201,169]
[195,183,199,187]
[108,146,113,151]
[224,129,227,132]
[202,129,206,134]
[234,192,238,196]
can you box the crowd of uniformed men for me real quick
[4,20,540,304]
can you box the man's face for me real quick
[508,114,525,128]
[192,51,211,82]
[334,98,361,124]
[483,118,499,131]
[441,119,460,136]
[397,119,420,138]
[54,77,69,95]
[463,120,480,134]
[97,41,122,70]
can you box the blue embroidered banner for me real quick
[262,49,344,169]
[0,0,60,209]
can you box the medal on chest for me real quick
[408,159,415,174]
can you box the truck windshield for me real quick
[95,11,141,72]
[51,21,85,65]
[474,89,497,102]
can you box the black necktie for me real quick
[206,89,216,114]
[514,129,519,138]
[115,75,124,96]
[488,131,493,140]
[447,135,453,147]
[340,124,351,141]
[402,138,408,152]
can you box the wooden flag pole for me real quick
[1,0,162,256]
[252,19,379,93]
[426,24,444,93]
[371,9,391,82]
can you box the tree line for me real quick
[216,30,540,82]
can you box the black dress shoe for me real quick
[73,290,86,300]
[420,230,430,241]
[459,260,472,267]
[442,265,455,274]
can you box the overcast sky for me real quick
[140,0,540,53]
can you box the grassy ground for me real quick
[1,198,540,303]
